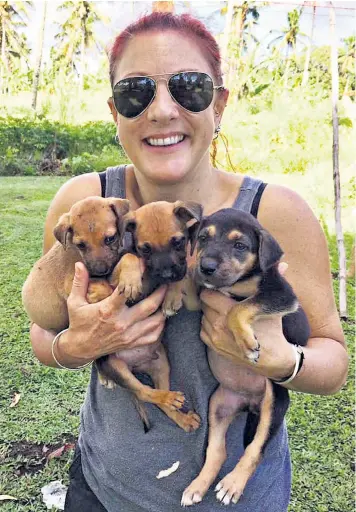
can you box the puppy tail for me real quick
[132,395,150,433]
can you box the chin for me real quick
[143,160,192,185]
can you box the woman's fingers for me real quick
[117,310,165,347]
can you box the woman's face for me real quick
[109,30,228,185]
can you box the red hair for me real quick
[108,12,223,87]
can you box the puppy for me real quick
[181,208,309,506]
[22,196,132,332]
[96,200,204,432]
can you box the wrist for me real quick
[54,328,94,369]
[272,344,305,384]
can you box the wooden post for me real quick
[329,2,347,318]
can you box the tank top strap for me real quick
[232,175,267,218]
[99,164,127,199]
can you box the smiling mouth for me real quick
[145,135,186,147]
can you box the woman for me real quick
[30,12,347,512]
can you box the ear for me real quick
[107,198,130,218]
[188,219,203,256]
[107,97,118,124]
[119,212,137,245]
[53,213,73,249]
[173,201,203,225]
[258,229,284,271]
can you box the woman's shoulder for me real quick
[43,172,101,253]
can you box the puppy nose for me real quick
[200,257,218,275]
[90,262,109,276]
[160,268,173,280]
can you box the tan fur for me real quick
[227,230,242,240]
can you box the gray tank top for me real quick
[79,166,291,512]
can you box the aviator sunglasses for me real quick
[112,71,224,119]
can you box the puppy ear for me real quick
[119,212,137,245]
[173,201,203,225]
[258,229,283,271]
[188,219,203,256]
[107,198,130,219]
[53,213,73,249]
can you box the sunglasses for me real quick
[112,71,224,119]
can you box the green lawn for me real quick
[0,177,354,511]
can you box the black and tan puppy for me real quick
[181,208,309,506]
[97,200,203,432]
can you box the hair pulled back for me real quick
[108,11,223,87]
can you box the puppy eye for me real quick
[198,233,208,242]
[76,241,86,250]
[140,243,152,255]
[104,234,117,245]
[171,236,185,250]
[234,242,247,251]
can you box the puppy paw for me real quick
[87,280,113,304]
[162,288,183,317]
[97,372,116,389]
[215,473,245,505]
[181,476,210,506]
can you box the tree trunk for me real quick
[152,1,174,12]
[283,44,291,89]
[221,0,234,78]
[329,2,347,318]
[1,16,6,94]
[79,29,85,95]
[31,1,47,111]
[302,1,316,88]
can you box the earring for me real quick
[114,134,120,145]
[213,124,221,140]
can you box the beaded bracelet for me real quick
[272,344,305,385]
[51,328,94,371]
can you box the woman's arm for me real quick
[200,185,348,396]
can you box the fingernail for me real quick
[75,262,81,275]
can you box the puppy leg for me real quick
[148,345,201,432]
[109,253,143,302]
[182,274,201,311]
[181,385,244,507]
[215,379,273,505]
[105,355,186,411]
[227,300,261,363]
[162,280,185,317]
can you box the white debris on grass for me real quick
[156,461,180,479]
[41,481,67,510]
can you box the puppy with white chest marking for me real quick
[181,208,310,506]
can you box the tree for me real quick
[53,1,107,92]
[269,8,308,88]
[0,1,32,94]
[31,0,47,111]
[302,1,316,87]
[329,2,347,318]
[339,36,356,99]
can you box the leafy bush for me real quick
[0,116,127,176]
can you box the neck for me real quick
[129,162,220,212]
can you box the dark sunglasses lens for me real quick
[169,72,214,112]
[113,77,155,118]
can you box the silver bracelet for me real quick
[273,344,304,385]
[51,328,94,371]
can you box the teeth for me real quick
[147,135,184,146]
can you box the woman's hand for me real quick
[199,263,296,381]
[56,262,167,367]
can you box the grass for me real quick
[0,177,354,511]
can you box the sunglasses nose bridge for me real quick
[146,78,180,120]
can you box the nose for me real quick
[161,268,173,280]
[200,257,218,276]
[146,80,179,123]
[88,261,109,277]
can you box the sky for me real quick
[25,0,356,68]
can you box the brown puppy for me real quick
[181,208,309,506]
[22,196,142,386]
[95,200,204,432]
[22,196,133,332]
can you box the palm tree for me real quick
[0,1,32,94]
[31,0,47,110]
[53,1,107,92]
[269,8,307,88]
[329,2,347,318]
[302,1,316,87]
[339,36,356,98]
